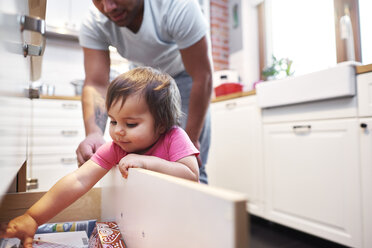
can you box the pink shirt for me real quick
[91,126,199,170]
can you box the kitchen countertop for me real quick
[40,95,81,101]
[211,89,256,103]
[356,64,372,74]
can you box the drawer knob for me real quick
[360,123,368,129]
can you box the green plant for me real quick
[262,55,294,80]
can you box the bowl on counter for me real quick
[70,80,84,96]
[214,82,243,97]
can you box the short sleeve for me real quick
[79,8,111,50]
[166,127,199,162]
[90,142,127,170]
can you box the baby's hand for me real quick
[3,214,38,248]
[118,154,147,178]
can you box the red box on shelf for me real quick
[214,83,243,97]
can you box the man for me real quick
[76,0,213,184]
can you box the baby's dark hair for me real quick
[106,67,182,133]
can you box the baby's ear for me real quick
[158,125,166,134]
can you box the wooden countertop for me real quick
[40,95,81,101]
[211,89,256,103]
[356,64,372,74]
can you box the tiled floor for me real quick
[250,216,349,248]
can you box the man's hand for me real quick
[2,214,38,248]
[118,154,147,178]
[76,133,106,166]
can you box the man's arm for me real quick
[76,47,111,165]
[179,36,213,148]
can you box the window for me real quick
[258,0,367,79]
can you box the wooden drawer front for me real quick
[357,72,372,117]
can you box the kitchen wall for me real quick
[210,0,260,90]
[39,0,261,95]
[39,37,84,96]
[229,1,260,90]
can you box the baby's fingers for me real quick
[118,164,129,178]
[23,236,34,248]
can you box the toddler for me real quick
[2,67,199,247]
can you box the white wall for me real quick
[229,0,260,91]
[39,38,85,96]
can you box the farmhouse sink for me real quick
[256,62,358,108]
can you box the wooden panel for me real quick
[17,161,27,192]
[101,168,249,248]
[0,188,101,223]
[29,0,47,81]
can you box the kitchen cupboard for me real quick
[359,118,372,248]
[0,0,46,198]
[28,99,85,191]
[28,98,112,191]
[263,118,362,247]
[207,95,264,217]
[45,0,92,36]
[357,71,372,117]
[357,70,372,248]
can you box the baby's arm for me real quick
[118,154,199,182]
[3,160,107,247]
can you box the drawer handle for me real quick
[26,178,38,190]
[225,102,237,109]
[293,125,311,133]
[20,15,46,57]
[61,157,77,164]
[61,130,79,136]
[62,103,78,109]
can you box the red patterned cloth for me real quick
[88,222,126,248]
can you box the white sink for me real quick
[256,63,358,108]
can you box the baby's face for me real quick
[108,94,161,153]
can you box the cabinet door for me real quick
[0,1,31,196]
[264,119,362,247]
[359,118,372,248]
[357,72,372,117]
[207,96,264,216]
[45,0,70,28]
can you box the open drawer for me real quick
[0,168,249,248]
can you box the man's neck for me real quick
[127,3,144,33]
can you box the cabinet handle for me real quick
[61,130,78,136]
[61,157,77,164]
[293,125,311,133]
[360,123,368,129]
[62,103,78,109]
[225,102,237,110]
[26,178,38,190]
[20,15,46,57]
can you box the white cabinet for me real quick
[359,118,372,248]
[0,0,45,197]
[46,0,92,34]
[357,72,372,116]
[357,71,372,248]
[207,96,264,216]
[28,99,85,191]
[263,119,362,247]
